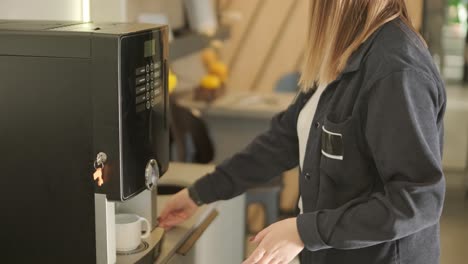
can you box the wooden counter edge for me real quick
[176,209,219,256]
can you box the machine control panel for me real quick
[135,59,163,112]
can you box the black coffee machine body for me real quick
[0,21,169,263]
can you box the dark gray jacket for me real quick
[193,19,446,264]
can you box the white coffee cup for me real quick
[115,214,151,252]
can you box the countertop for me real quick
[177,90,296,119]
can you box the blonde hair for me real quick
[299,0,416,90]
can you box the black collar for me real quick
[339,20,389,76]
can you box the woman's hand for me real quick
[158,188,198,229]
[243,218,304,264]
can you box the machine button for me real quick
[153,88,161,96]
[150,62,154,70]
[136,76,146,85]
[146,101,151,109]
[146,92,150,99]
[146,74,150,82]
[146,64,150,73]
[136,103,146,113]
[146,83,150,91]
[135,66,146,76]
[136,94,147,104]
[154,61,161,69]
[154,79,161,88]
[150,81,154,88]
[135,85,146,95]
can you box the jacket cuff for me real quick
[297,212,331,252]
[192,174,219,204]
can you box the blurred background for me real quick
[1,0,466,263]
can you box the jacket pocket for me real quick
[319,115,372,191]
[321,125,344,160]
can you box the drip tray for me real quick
[116,227,164,264]
[117,242,149,256]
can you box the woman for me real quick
[159,1,446,263]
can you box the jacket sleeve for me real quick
[296,70,446,251]
[192,93,304,204]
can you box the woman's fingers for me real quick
[257,251,276,264]
[245,219,303,264]
[159,207,182,223]
[175,211,188,218]
[243,247,266,264]
[160,189,191,221]
[253,225,271,243]
[159,213,187,228]
[159,201,177,220]
[267,257,282,264]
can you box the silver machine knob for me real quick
[145,159,160,190]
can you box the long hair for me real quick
[299,0,417,90]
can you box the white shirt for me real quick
[297,84,327,213]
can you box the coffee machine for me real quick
[0,21,169,263]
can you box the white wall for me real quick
[90,0,126,22]
[0,0,83,21]
[90,0,185,29]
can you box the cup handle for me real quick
[139,217,151,239]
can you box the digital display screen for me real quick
[144,40,156,58]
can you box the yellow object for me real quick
[200,75,221,90]
[201,48,218,68]
[209,61,228,82]
[168,70,178,94]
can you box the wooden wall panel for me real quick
[219,0,262,67]
[217,0,232,10]
[255,0,308,92]
[405,0,424,31]
[226,0,295,91]
[220,0,424,92]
